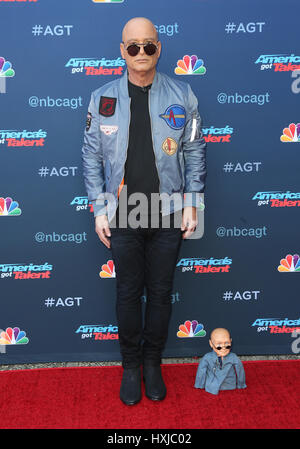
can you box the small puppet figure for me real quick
[194,327,246,395]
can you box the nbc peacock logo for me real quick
[0,57,15,94]
[278,254,300,272]
[0,197,22,216]
[0,327,29,345]
[175,55,206,75]
[99,259,116,278]
[0,57,15,78]
[280,123,300,142]
[177,320,206,338]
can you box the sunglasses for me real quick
[124,42,158,57]
[212,342,232,351]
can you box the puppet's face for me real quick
[209,332,232,358]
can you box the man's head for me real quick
[209,328,232,357]
[120,17,161,79]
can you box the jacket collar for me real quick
[119,69,160,98]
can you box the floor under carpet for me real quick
[0,360,299,429]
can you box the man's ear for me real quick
[157,41,162,59]
[209,339,213,349]
[120,42,125,59]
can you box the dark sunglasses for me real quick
[212,342,232,351]
[124,42,158,57]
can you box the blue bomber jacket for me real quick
[81,69,207,221]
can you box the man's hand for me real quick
[95,214,111,248]
[181,206,198,239]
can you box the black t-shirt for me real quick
[115,80,162,226]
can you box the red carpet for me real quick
[0,360,299,429]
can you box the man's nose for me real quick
[139,45,145,55]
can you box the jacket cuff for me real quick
[183,192,205,210]
[91,200,108,218]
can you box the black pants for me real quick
[110,213,183,368]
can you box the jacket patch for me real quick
[100,125,118,135]
[159,104,186,130]
[86,112,92,131]
[99,96,117,117]
[162,137,178,156]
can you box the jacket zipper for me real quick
[148,89,162,214]
[114,97,131,222]
[122,97,131,186]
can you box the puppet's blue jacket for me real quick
[194,351,247,395]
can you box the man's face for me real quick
[120,21,161,76]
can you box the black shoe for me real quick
[143,364,166,401]
[120,367,141,405]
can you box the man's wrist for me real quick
[183,192,205,210]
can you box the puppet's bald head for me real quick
[209,328,232,357]
[210,328,231,342]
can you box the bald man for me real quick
[82,17,207,405]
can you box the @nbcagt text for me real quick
[107,432,192,446]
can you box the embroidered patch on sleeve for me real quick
[159,104,186,130]
[100,125,118,135]
[86,112,92,131]
[162,137,178,155]
[99,96,117,117]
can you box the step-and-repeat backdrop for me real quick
[1,0,299,364]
